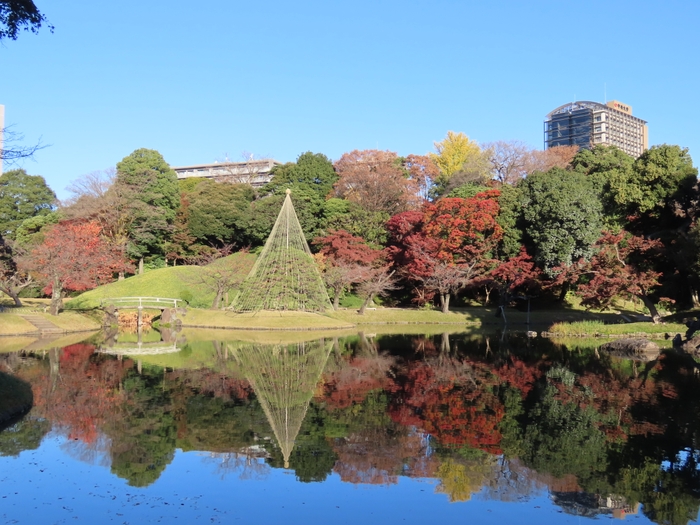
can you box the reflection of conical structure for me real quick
[231,339,331,468]
[233,190,331,312]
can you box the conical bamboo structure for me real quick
[231,339,331,468]
[233,190,331,312]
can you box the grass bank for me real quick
[545,320,686,338]
[180,309,355,331]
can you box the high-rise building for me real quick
[544,100,648,158]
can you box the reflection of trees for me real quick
[436,452,498,502]
[105,368,177,487]
[0,415,50,457]
[390,356,504,454]
[231,339,332,472]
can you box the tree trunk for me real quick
[49,278,63,316]
[212,289,223,310]
[138,257,144,275]
[440,332,451,354]
[558,281,569,303]
[333,289,341,311]
[358,293,374,315]
[118,272,125,281]
[638,294,662,324]
[440,293,450,314]
[692,290,700,309]
[2,288,23,307]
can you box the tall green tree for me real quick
[114,148,180,268]
[185,180,254,247]
[519,168,603,278]
[264,151,337,199]
[0,169,55,240]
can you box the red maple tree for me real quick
[20,220,133,314]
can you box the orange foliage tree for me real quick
[20,220,132,314]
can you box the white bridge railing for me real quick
[100,297,182,309]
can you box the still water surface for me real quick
[0,329,698,524]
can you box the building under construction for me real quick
[544,100,648,158]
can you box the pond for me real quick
[0,328,698,525]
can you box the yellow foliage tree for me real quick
[435,457,495,502]
[429,131,491,196]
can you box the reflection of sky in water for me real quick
[2,332,699,524]
[0,431,667,525]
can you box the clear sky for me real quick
[2,0,698,199]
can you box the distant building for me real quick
[544,100,648,158]
[172,158,282,187]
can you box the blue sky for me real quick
[2,0,698,199]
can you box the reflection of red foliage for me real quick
[323,356,395,409]
[493,357,543,398]
[166,369,252,401]
[38,345,129,444]
[390,360,504,454]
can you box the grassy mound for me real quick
[66,252,256,310]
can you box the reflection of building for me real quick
[172,159,281,187]
[544,100,648,158]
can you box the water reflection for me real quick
[0,330,699,524]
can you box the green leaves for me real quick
[0,169,56,240]
[519,168,603,276]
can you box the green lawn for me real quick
[66,252,256,310]
[181,309,355,331]
[546,319,686,337]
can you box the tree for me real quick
[615,144,698,218]
[0,0,51,40]
[387,192,503,312]
[570,144,636,221]
[487,246,541,304]
[322,198,390,246]
[313,230,383,309]
[264,151,338,199]
[524,145,578,175]
[0,235,32,305]
[185,180,254,247]
[61,169,132,270]
[519,168,603,278]
[186,251,255,309]
[403,154,439,201]
[333,149,421,216]
[0,126,46,164]
[356,266,398,315]
[568,231,665,323]
[429,131,491,196]
[0,168,55,239]
[19,220,132,315]
[114,148,180,269]
[485,140,532,185]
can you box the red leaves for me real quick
[386,192,504,306]
[574,230,663,310]
[313,229,383,266]
[21,220,132,293]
